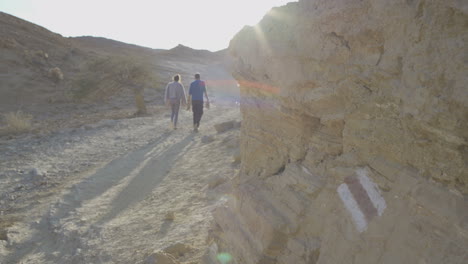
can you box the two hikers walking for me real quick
[164,73,209,131]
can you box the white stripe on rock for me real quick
[337,183,368,233]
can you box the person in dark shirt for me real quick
[187,73,210,132]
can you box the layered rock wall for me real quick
[212,0,468,263]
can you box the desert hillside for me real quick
[0,11,232,137]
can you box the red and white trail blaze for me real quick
[337,169,387,233]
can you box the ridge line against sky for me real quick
[0,0,296,51]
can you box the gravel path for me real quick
[1,103,241,264]
[0,63,241,263]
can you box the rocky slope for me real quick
[211,0,468,263]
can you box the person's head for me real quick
[173,74,180,82]
[194,73,200,80]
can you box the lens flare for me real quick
[217,252,233,263]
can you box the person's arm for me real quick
[186,95,192,110]
[164,83,169,106]
[187,83,193,110]
[180,83,187,106]
[204,83,210,108]
[205,92,210,109]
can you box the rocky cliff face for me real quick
[211,0,468,263]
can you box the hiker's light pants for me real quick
[170,99,181,126]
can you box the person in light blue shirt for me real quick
[187,73,209,132]
[165,74,187,129]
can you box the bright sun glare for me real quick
[0,0,296,51]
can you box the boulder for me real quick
[213,121,238,133]
[201,135,216,144]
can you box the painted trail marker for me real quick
[337,168,386,232]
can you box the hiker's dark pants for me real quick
[192,100,204,127]
[170,99,181,126]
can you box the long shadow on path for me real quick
[98,132,196,224]
[4,131,196,263]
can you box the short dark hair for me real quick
[194,73,200,79]
[173,74,180,82]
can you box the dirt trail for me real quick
[0,65,241,264]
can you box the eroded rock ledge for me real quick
[210,0,468,263]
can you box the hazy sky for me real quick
[0,0,296,51]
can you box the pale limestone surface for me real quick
[211,0,468,263]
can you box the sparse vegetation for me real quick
[23,49,48,66]
[114,58,153,115]
[0,216,18,241]
[2,111,33,134]
[72,56,157,115]
[133,86,147,115]
[0,37,18,49]
[72,78,99,100]
[34,50,46,58]
[48,67,64,83]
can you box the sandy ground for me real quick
[0,62,241,263]
[0,103,240,264]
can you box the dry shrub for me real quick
[48,67,63,83]
[73,56,156,114]
[114,58,153,115]
[0,37,18,49]
[0,216,18,241]
[23,49,48,66]
[3,111,33,134]
[134,86,147,115]
[34,50,45,57]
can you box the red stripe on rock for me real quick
[344,176,378,223]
